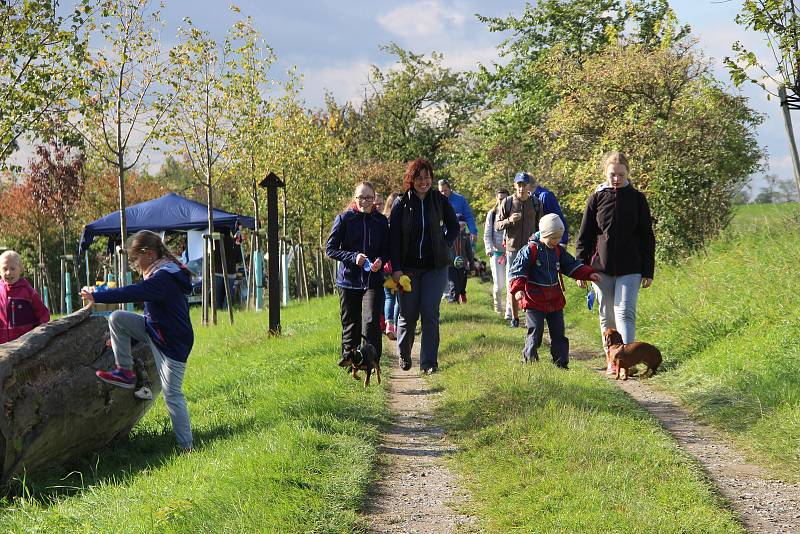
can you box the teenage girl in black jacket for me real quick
[575,152,656,374]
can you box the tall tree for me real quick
[462,0,691,189]
[0,0,91,165]
[536,43,763,258]
[27,142,85,257]
[725,0,800,195]
[223,12,277,247]
[163,16,237,321]
[69,0,173,269]
[347,44,484,167]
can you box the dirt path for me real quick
[574,352,800,533]
[363,346,478,533]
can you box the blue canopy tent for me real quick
[78,193,259,314]
[78,192,256,254]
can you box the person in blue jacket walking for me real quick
[517,172,570,245]
[81,230,194,451]
[326,181,390,367]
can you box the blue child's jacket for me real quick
[93,262,194,362]
[508,237,595,313]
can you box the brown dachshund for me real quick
[603,328,662,380]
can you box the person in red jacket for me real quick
[508,215,599,368]
[0,250,50,344]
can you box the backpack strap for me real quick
[503,195,514,220]
[528,240,565,291]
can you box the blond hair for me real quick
[126,230,181,266]
[602,151,630,173]
[0,250,22,267]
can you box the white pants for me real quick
[592,273,642,346]
[489,253,510,317]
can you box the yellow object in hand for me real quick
[383,274,412,294]
[398,275,411,293]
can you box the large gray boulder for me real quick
[0,307,159,482]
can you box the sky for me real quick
[19,0,795,194]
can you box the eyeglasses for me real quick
[355,195,375,202]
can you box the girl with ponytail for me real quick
[81,230,194,451]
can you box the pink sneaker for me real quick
[386,322,397,340]
[96,366,136,389]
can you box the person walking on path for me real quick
[390,158,460,374]
[438,179,477,303]
[326,181,390,367]
[81,230,194,451]
[494,172,542,328]
[382,192,402,340]
[575,151,656,374]
[483,187,511,318]
[529,174,570,245]
[509,214,600,368]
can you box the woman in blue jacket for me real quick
[326,181,390,366]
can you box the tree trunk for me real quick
[0,307,159,482]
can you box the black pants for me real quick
[339,287,384,359]
[523,309,569,368]
[446,266,467,302]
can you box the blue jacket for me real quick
[508,238,594,312]
[326,208,390,290]
[533,185,569,244]
[93,262,194,362]
[445,191,478,236]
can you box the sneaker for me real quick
[510,317,520,328]
[423,367,438,375]
[399,353,412,371]
[459,294,467,304]
[134,386,153,400]
[606,362,617,375]
[96,366,135,389]
[386,323,397,341]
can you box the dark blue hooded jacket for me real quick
[326,208,390,290]
[93,262,194,362]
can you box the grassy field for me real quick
[564,203,800,479]
[0,298,388,532]
[2,202,793,532]
[431,283,743,532]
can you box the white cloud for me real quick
[377,1,466,39]
[300,60,384,107]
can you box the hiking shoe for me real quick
[96,366,135,389]
[399,353,412,371]
[510,317,520,328]
[134,386,153,401]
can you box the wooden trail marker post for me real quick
[258,172,285,335]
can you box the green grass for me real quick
[0,298,389,532]
[433,282,743,532]
[564,203,800,479]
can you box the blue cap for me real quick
[514,172,531,184]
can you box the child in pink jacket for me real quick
[0,250,50,344]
